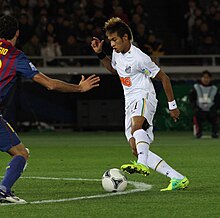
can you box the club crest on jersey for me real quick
[29,62,37,71]
[125,66,131,74]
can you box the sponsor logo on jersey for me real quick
[120,77,132,87]
[142,68,151,76]
[0,60,2,68]
[29,62,37,71]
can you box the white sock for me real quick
[133,129,150,166]
[147,151,184,180]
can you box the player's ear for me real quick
[123,34,129,41]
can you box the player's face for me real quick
[201,74,211,86]
[107,32,130,53]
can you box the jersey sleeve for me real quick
[138,54,160,78]
[16,52,39,79]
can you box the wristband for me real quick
[168,100,177,110]
[97,51,106,60]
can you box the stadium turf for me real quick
[0,131,219,217]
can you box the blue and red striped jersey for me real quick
[0,39,39,107]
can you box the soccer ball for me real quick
[102,168,127,192]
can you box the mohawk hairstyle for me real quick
[0,15,18,40]
[104,17,133,41]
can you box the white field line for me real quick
[21,176,101,181]
[0,176,152,206]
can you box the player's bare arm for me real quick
[91,37,117,74]
[33,72,100,93]
[155,70,180,122]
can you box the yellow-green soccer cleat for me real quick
[120,161,150,176]
[160,177,189,191]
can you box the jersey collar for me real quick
[0,39,13,47]
[122,43,133,56]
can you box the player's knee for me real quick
[142,119,150,131]
[133,128,154,145]
[131,126,142,135]
[131,119,150,134]
[133,129,148,143]
[23,148,30,160]
[19,152,29,160]
[16,148,30,160]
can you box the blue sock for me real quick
[1,155,26,193]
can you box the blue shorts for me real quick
[0,115,21,152]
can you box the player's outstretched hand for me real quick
[169,108,180,122]
[91,37,104,54]
[79,74,100,92]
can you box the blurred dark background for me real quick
[1,0,220,132]
[1,0,220,57]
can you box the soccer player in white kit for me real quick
[91,17,189,191]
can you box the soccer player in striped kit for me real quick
[91,17,189,191]
[0,15,100,203]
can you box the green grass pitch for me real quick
[0,131,220,217]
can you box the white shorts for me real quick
[125,96,157,142]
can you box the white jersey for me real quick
[111,44,160,105]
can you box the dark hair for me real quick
[202,70,212,77]
[0,15,18,40]
[104,17,133,41]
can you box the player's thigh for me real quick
[0,116,21,152]
[125,98,155,139]
[130,98,154,133]
[131,116,145,133]
[0,116,28,159]
[125,100,145,140]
